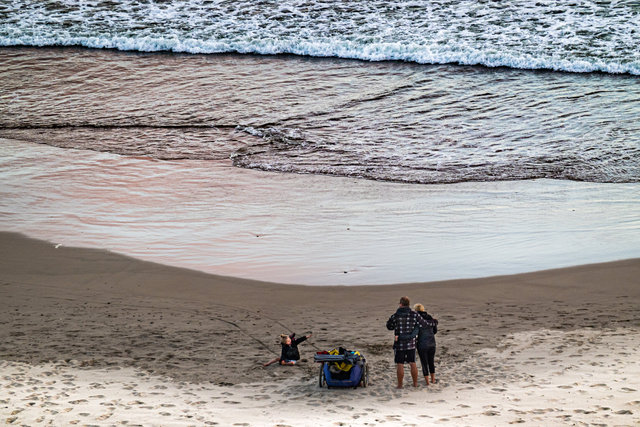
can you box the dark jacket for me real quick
[386,307,436,350]
[280,334,307,361]
[399,311,437,348]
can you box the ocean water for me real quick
[0,1,639,284]
[2,0,639,75]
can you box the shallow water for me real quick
[0,47,639,285]
[1,48,638,185]
[2,137,639,285]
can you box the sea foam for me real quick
[1,0,639,75]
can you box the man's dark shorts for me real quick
[394,348,416,364]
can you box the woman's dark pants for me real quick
[417,346,436,376]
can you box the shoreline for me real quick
[1,231,639,425]
[3,47,639,287]
[2,229,639,289]
[3,137,640,286]
[2,229,639,290]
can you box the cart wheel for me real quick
[361,363,369,388]
[318,363,326,388]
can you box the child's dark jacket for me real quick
[280,334,307,361]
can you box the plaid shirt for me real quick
[386,307,435,350]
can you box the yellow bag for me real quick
[329,348,361,372]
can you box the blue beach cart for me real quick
[314,348,369,388]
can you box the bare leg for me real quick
[424,375,429,385]
[430,373,436,384]
[396,364,404,388]
[263,358,280,367]
[409,362,418,387]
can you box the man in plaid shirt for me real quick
[386,296,437,388]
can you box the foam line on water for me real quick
[1,35,638,75]
[1,0,639,75]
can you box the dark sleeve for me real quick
[386,314,396,331]
[417,314,437,328]
[427,314,438,334]
[416,313,429,327]
[293,335,307,346]
[279,344,286,361]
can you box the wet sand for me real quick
[1,232,639,425]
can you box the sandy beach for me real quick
[1,231,639,425]
[2,2,640,425]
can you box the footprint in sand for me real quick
[250,394,271,401]
[530,408,546,414]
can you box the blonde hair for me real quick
[280,334,290,344]
[414,303,425,312]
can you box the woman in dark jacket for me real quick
[398,304,437,385]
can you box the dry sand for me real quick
[1,231,639,425]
